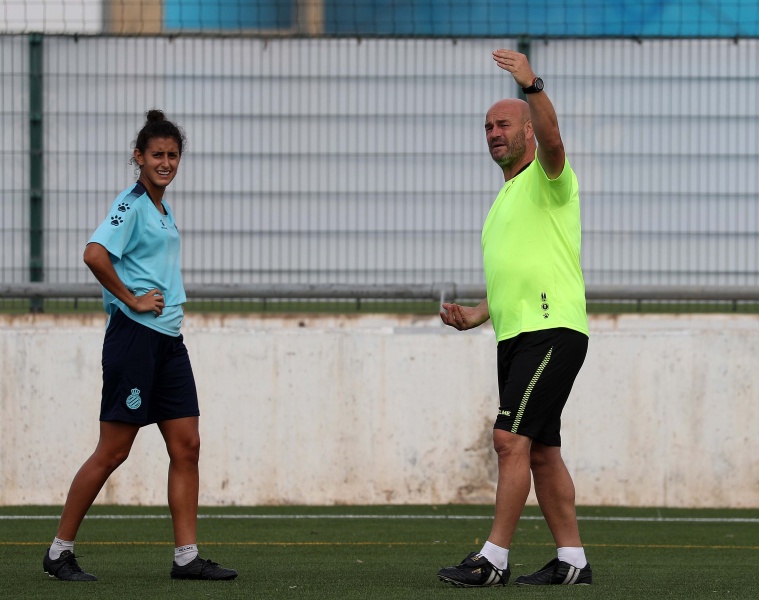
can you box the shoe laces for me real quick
[199,558,222,571]
[61,552,85,572]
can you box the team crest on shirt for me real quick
[126,388,142,409]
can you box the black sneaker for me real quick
[515,558,592,585]
[170,555,238,580]
[43,548,97,581]
[437,552,510,587]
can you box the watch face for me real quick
[534,77,544,91]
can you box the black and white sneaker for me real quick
[170,556,238,580]
[43,548,97,581]
[515,558,592,585]
[437,552,509,587]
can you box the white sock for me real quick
[174,544,198,566]
[557,546,587,569]
[49,537,74,560]
[479,540,509,571]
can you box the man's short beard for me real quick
[491,130,527,168]
[493,150,523,168]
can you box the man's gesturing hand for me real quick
[492,49,536,89]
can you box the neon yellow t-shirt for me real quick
[481,154,588,342]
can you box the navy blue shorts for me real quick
[100,309,199,426]
[494,328,588,446]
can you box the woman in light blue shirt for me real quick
[43,110,237,583]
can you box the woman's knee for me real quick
[159,417,201,464]
[168,434,201,464]
[92,446,131,471]
[93,422,139,469]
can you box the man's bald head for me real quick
[486,98,531,125]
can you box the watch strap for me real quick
[521,77,544,94]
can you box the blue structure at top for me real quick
[164,0,292,31]
[164,0,759,38]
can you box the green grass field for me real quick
[2,505,758,599]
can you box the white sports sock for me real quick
[557,546,587,569]
[174,544,198,566]
[479,541,509,571]
[49,537,74,560]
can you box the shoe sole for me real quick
[171,574,238,581]
[515,581,591,586]
[44,570,97,582]
[438,575,506,588]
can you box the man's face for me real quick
[485,105,529,168]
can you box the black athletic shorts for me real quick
[100,309,200,426]
[493,327,588,446]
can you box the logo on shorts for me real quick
[498,409,511,417]
[126,388,142,410]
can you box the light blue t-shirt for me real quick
[89,182,186,336]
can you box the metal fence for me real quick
[1,2,758,310]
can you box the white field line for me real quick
[1,514,759,523]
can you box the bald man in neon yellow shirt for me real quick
[437,50,592,588]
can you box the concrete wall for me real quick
[1,312,757,508]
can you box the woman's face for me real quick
[133,136,181,191]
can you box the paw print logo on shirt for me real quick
[110,215,123,226]
[117,202,131,213]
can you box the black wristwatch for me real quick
[521,77,544,94]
